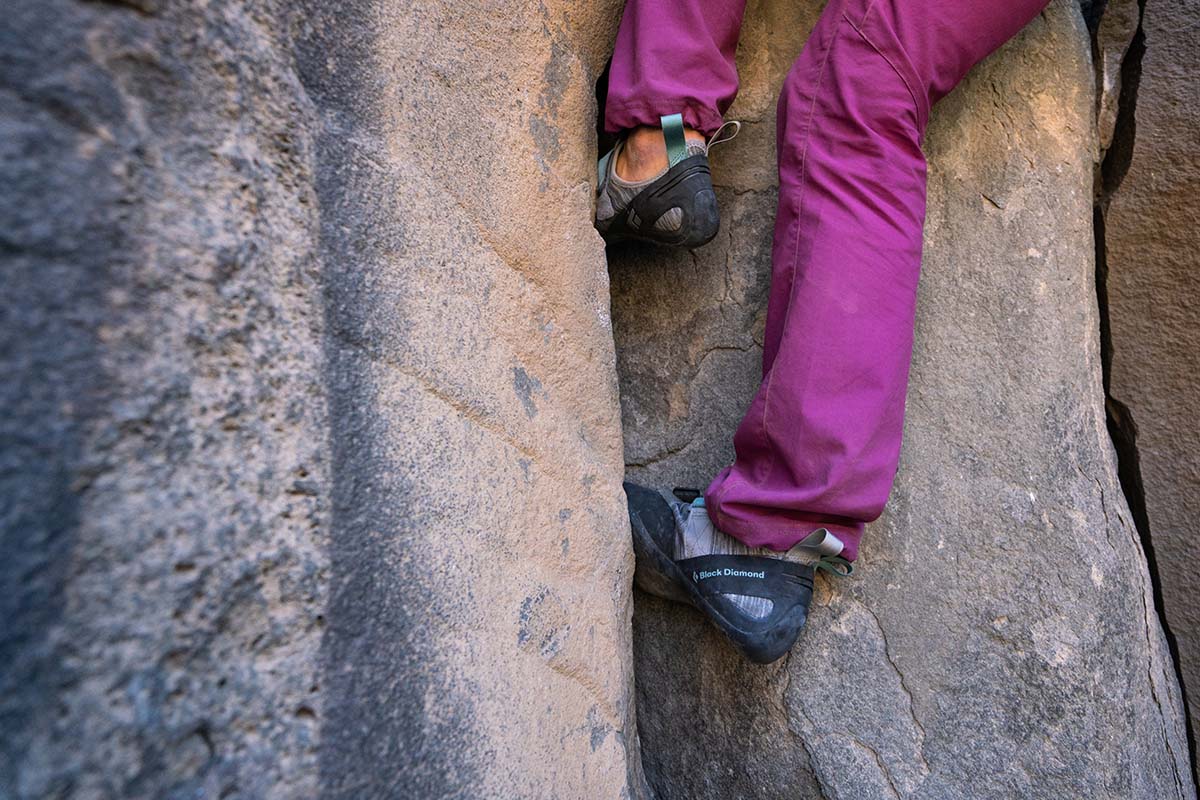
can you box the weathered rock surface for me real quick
[4,0,1195,797]
[298,1,642,797]
[1104,0,1200,777]
[2,3,329,796]
[612,1,1195,797]
[2,0,643,798]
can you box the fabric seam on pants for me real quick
[845,10,929,132]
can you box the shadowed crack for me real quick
[694,344,752,374]
[852,737,904,800]
[624,438,690,470]
[859,603,932,778]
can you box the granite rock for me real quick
[2,2,329,796]
[1,0,644,797]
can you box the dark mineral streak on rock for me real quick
[295,2,479,797]
[0,4,109,791]
[3,1,332,796]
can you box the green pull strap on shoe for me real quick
[661,112,690,168]
[815,556,855,577]
[597,113,691,184]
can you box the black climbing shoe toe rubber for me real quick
[624,481,815,664]
[597,154,720,248]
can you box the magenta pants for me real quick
[606,0,1050,561]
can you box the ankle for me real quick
[615,124,705,182]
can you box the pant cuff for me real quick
[603,98,727,137]
[708,504,865,563]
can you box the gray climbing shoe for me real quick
[595,114,738,248]
[624,481,851,664]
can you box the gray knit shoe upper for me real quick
[596,138,709,234]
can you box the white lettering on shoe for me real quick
[692,568,766,581]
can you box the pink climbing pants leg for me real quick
[607,0,1051,561]
[603,0,748,136]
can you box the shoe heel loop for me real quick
[708,119,741,149]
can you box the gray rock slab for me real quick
[1104,0,1200,780]
[298,1,642,796]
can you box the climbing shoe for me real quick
[624,481,852,664]
[595,114,738,248]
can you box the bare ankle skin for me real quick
[615,124,706,182]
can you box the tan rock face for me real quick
[1104,0,1200,778]
[2,0,643,797]
[612,1,1194,797]
[298,1,643,797]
